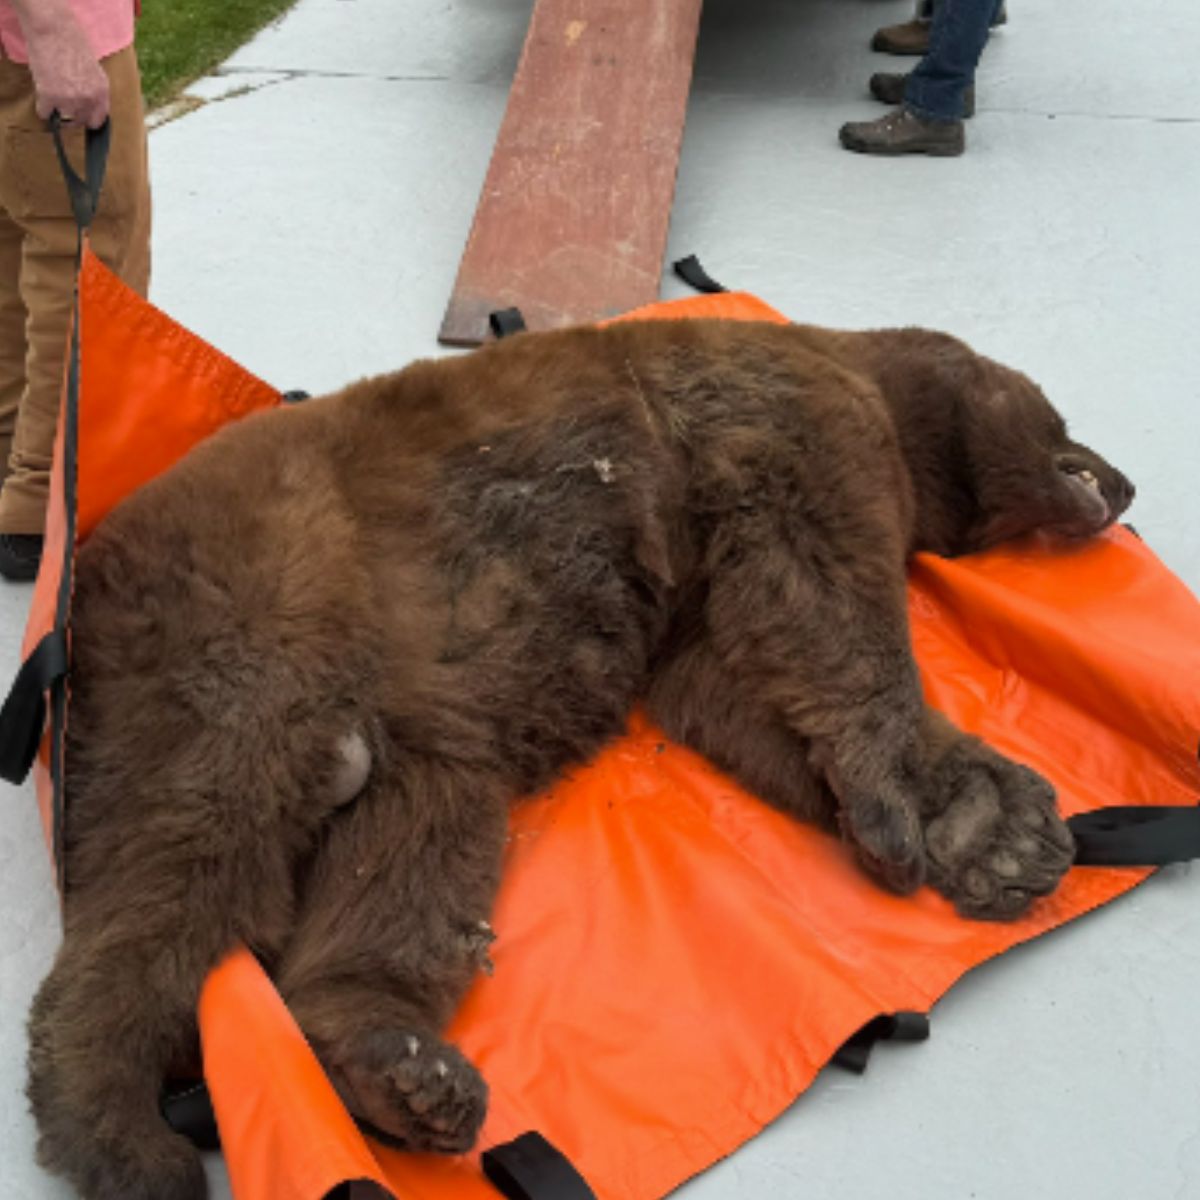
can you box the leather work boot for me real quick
[869,72,976,118]
[871,18,931,56]
[872,3,1007,56]
[839,107,965,157]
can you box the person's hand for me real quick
[24,21,110,129]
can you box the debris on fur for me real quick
[459,919,497,975]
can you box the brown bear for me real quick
[26,318,1132,1200]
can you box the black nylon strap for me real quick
[48,114,110,232]
[489,308,527,339]
[482,1132,597,1200]
[0,123,105,794]
[47,233,86,885]
[0,632,68,784]
[672,254,728,295]
[832,1011,930,1075]
[1069,805,1200,867]
[25,117,106,888]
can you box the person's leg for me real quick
[0,57,41,577]
[842,0,998,154]
[0,211,27,488]
[88,46,151,293]
[0,45,150,556]
[1,202,77,538]
[869,71,975,118]
[904,0,999,122]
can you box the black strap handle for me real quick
[0,115,100,880]
[672,254,728,295]
[0,631,67,784]
[489,308,527,339]
[48,113,110,231]
[482,1131,597,1200]
[833,1011,930,1074]
[1069,805,1200,867]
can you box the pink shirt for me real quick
[0,0,136,64]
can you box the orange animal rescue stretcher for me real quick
[2,127,1199,1200]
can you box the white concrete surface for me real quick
[3,1,1199,1198]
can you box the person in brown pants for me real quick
[0,0,150,581]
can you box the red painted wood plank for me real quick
[439,0,704,346]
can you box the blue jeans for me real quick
[904,0,1004,122]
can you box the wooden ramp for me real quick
[438,0,705,346]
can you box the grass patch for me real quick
[136,0,300,109]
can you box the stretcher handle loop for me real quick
[0,631,67,784]
[47,113,111,232]
[489,308,527,339]
[672,254,728,295]
[832,1010,931,1075]
[481,1131,597,1200]
[1069,805,1200,867]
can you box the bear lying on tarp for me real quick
[28,317,1132,1200]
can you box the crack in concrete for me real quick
[219,65,452,84]
[986,105,1200,126]
[150,65,464,126]
[151,75,292,127]
[176,68,1200,130]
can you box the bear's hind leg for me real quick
[277,756,509,1154]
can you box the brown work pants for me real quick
[0,45,150,534]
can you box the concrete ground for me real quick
[2,0,1199,1197]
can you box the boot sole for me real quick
[838,133,964,157]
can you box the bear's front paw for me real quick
[924,742,1073,920]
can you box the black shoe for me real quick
[870,72,976,118]
[0,533,44,582]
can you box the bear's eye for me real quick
[1056,459,1098,487]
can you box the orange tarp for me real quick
[26,254,1200,1200]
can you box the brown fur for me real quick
[26,319,1133,1199]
